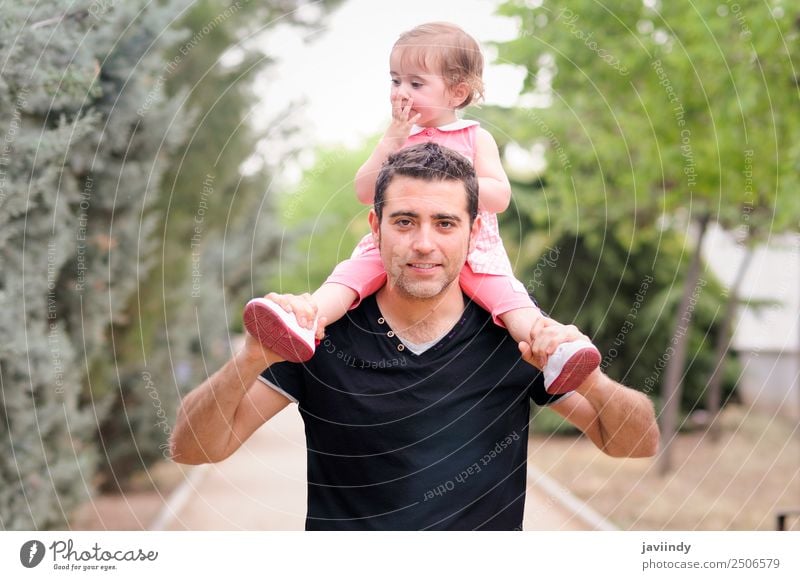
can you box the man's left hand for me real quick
[518,317,591,371]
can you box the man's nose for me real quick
[412,225,434,253]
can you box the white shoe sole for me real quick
[243,298,317,363]
[543,340,601,394]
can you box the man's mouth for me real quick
[409,263,438,270]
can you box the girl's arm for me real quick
[473,127,512,214]
[355,97,420,204]
[354,137,403,205]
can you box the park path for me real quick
[155,406,605,531]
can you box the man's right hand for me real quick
[241,292,327,366]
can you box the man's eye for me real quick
[395,219,412,227]
[438,221,455,229]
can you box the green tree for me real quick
[0,0,190,529]
[96,0,343,489]
[0,0,344,529]
[494,0,799,472]
[268,142,373,294]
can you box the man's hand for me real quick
[517,317,589,370]
[241,292,327,366]
[520,321,660,458]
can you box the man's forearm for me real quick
[170,350,271,464]
[576,373,660,458]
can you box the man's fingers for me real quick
[531,321,591,359]
[299,293,319,329]
[265,292,289,311]
[263,292,318,330]
[315,317,328,341]
[518,341,544,371]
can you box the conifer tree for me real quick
[0,0,190,529]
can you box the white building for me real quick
[704,224,800,419]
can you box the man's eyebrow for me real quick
[388,211,462,222]
[432,213,462,222]
[388,210,419,219]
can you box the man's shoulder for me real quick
[325,294,379,333]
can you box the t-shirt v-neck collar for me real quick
[366,294,470,358]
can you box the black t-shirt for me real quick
[260,294,567,530]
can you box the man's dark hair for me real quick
[374,142,479,223]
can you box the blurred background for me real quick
[1,0,798,531]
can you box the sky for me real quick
[249,0,527,177]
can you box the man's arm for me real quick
[549,371,660,458]
[170,293,320,465]
[519,319,659,458]
[169,341,289,465]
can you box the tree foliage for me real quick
[0,0,190,529]
[495,0,799,237]
[91,0,343,492]
[267,142,372,294]
[1,0,343,529]
[490,0,799,452]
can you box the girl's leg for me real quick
[320,246,386,320]
[459,266,600,394]
[458,265,541,342]
[244,248,386,362]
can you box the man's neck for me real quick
[375,283,466,344]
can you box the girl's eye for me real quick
[411,81,423,89]
[391,78,400,86]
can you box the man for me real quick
[171,142,659,530]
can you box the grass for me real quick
[529,404,800,530]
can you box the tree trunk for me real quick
[657,213,711,476]
[705,240,755,442]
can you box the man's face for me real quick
[369,175,480,301]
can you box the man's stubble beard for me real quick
[377,232,467,302]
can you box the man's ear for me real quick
[468,214,482,254]
[368,209,380,246]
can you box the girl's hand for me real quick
[385,94,421,146]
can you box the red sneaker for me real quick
[243,297,317,363]
[543,340,601,394]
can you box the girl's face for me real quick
[389,48,460,127]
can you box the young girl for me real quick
[244,22,600,394]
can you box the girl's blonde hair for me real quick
[393,22,484,109]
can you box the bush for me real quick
[514,228,739,435]
[0,0,189,529]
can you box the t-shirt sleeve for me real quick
[525,365,570,407]
[258,361,304,404]
[530,385,572,407]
